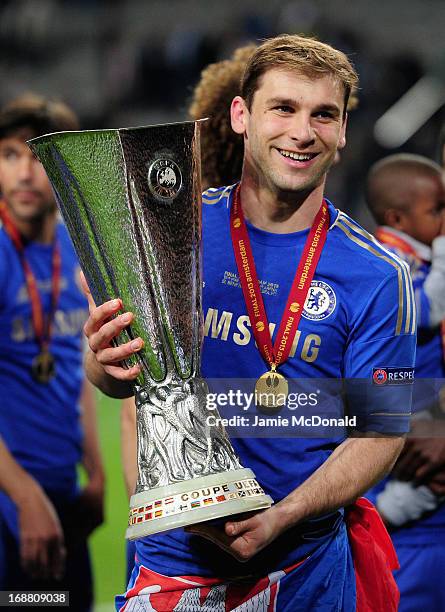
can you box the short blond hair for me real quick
[241,34,359,115]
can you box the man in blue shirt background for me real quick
[0,94,104,611]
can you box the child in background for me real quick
[366,153,445,611]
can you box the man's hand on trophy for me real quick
[185,507,281,562]
[80,271,143,381]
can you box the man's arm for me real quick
[0,438,65,579]
[80,272,141,399]
[78,378,105,536]
[187,434,403,561]
[277,435,403,522]
[85,348,135,399]
[120,397,138,499]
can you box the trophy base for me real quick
[126,467,273,540]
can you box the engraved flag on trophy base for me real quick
[29,121,272,539]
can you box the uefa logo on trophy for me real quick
[147,157,182,201]
[29,121,272,540]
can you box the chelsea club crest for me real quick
[302,280,336,321]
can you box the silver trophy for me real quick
[29,122,272,539]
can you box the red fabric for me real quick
[346,497,400,612]
[121,560,304,611]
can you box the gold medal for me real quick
[255,366,288,413]
[31,350,56,384]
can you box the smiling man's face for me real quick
[231,68,347,197]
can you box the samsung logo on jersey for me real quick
[373,367,414,385]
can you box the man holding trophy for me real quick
[33,35,415,611]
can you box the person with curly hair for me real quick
[188,44,257,189]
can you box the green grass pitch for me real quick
[89,392,130,607]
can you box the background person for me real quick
[188,43,257,190]
[366,153,445,611]
[0,94,104,611]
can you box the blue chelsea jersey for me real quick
[201,185,416,382]
[135,185,416,578]
[0,222,88,492]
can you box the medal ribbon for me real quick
[230,185,329,370]
[0,200,61,353]
[376,226,445,360]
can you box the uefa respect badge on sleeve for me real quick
[372,367,415,385]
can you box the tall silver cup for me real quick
[29,122,272,539]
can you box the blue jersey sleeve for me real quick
[344,269,416,433]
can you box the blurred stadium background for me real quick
[1,0,444,608]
